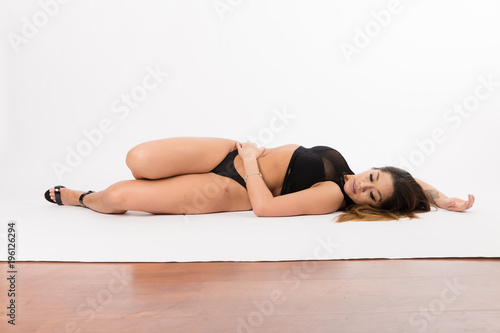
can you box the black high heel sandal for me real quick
[44,185,65,205]
[79,191,95,208]
[44,186,94,207]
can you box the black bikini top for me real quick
[281,146,355,207]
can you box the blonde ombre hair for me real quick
[335,166,431,222]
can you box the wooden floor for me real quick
[1,259,499,333]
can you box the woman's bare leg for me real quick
[47,173,252,214]
[126,137,238,180]
[47,188,126,214]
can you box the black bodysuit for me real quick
[280,146,355,207]
[210,145,355,207]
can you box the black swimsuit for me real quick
[210,149,246,188]
[210,145,355,207]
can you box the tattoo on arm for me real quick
[424,189,440,205]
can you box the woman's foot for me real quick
[47,187,86,206]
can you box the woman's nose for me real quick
[359,181,366,191]
[359,181,371,192]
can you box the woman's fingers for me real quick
[452,194,475,211]
[462,195,473,210]
[460,197,470,211]
[238,141,263,150]
[467,194,475,210]
[238,141,252,147]
[237,140,266,160]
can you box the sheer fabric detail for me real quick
[281,146,355,207]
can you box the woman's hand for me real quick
[440,194,475,212]
[236,141,266,161]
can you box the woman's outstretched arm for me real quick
[415,178,475,212]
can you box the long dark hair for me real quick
[335,166,431,222]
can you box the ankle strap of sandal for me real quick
[79,191,95,208]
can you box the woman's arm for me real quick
[415,178,475,212]
[236,141,343,216]
[237,144,273,212]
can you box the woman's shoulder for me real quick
[311,180,346,205]
[314,181,351,209]
[312,180,343,191]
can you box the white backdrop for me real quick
[1,0,499,208]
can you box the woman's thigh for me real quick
[109,173,252,214]
[126,137,238,179]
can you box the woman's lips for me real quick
[352,180,356,194]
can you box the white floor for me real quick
[1,192,498,262]
[2,0,499,265]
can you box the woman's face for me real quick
[344,170,394,207]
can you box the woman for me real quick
[44,137,475,221]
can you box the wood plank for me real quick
[1,259,499,332]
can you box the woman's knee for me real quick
[125,145,148,179]
[102,181,131,209]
